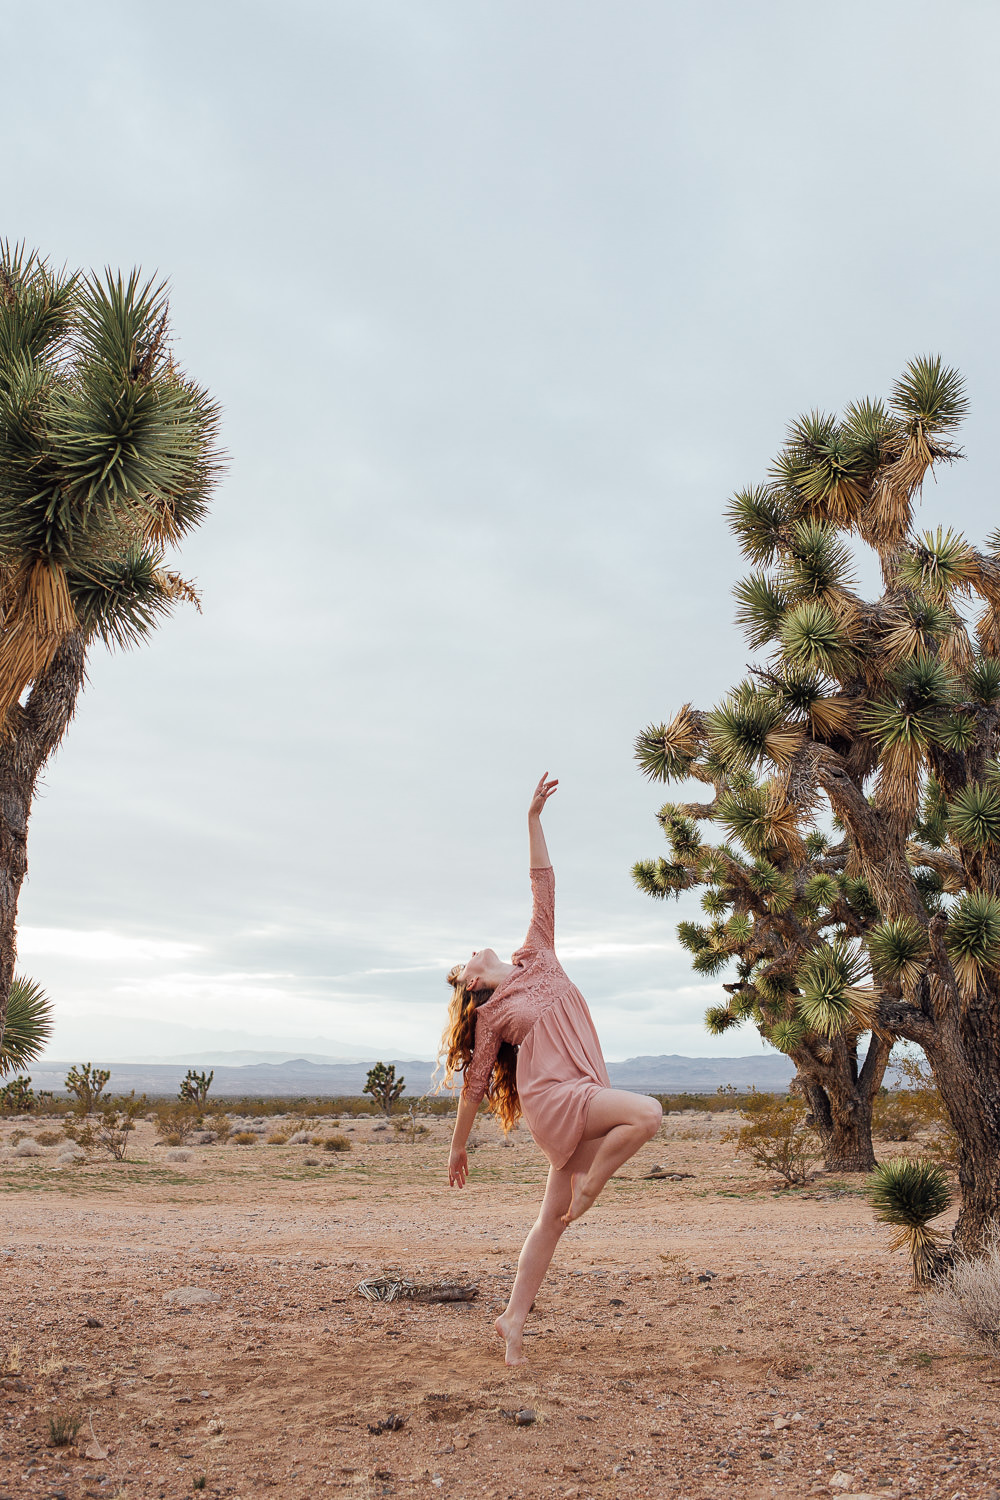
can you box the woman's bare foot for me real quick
[561,1171,599,1225]
[494,1313,526,1366]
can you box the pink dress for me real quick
[462,866,611,1169]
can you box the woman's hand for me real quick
[448,1145,469,1188]
[529,773,558,820]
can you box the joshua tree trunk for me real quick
[794,1033,890,1173]
[922,1000,1000,1255]
[0,633,86,1047]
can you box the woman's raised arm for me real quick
[528,773,558,869]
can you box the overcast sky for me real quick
[4,0,1000,1063]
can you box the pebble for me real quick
[162,1286,221,1306]
[829,1473,854,1491]
[515,1408,536,1426]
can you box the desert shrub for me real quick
[723,1090,820,1186]
[154,1104,200,1144]
[205,1111,231,1142]
[95,1094,145,1161]
[873,1088,922,1142]
[34,1130,61,1147]
[891,1055,960,1164]
[61,1120,95,1150]
[9,1128,27,1145]
[2,1341,20,1373]
[323,1133,351,1152]
[47,1407,82,1447]
[866,1157,952,1283]
[231,1131,257,1145]
[267,1130,289,1145]
[932,1227,1000,1353]
[392,1113,430,1142]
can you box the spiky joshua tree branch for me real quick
[635,357,1000,1247]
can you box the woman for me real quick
[439,773,662,1365]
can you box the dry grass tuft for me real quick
[34,1130,61,1147]
[266,1130,289,1145]
[322,1133,352,1153]
[932,1229,1000,1356]
[231,1131,257,1146]
[1,1341,20,1373]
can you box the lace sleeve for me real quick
[521,865,555,953]
[461,1015,501,1107]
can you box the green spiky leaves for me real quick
[795,938,873,1037]
[779,600,850,676]
[706,684,802,773]
[947,782,1000,852]
[890,355,968,434]
[867,918,929,987]
[734,572,788,649]
[0,975,52,1077]
[866,1156,951,1282]
[726,486,788,565]
[634,704,703,782]
[946,891,1000,996]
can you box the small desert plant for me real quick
[95,1093,145,1161]
[231,1131,257,1145]
[723,1089,820,1186]
[393,1104,430,1142]
[34,1129,61,1147]
[47,1407,82,1447]
[266,1129,289,1145]
[193,1478,207,1492]
[62,1120,95,1150]
[155,1104,199,1144]
[932,1226,1000,1353]
[205,1111,231,1141]
[1,1341,21,1373]
[892,1054,960,1164]
[364,1061,405,1116]
[179,1068,213,1105]
[9,1128,27,1144]
[0,1075,34,1113]
[65,1063,110,1115]
[322,1133,351,1152]
[866,1157,952,1283]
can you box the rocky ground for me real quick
[1,1107,998,1500]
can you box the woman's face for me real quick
[463,947,498,992]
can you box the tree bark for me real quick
[0,632,86,1046]
[794,1032,890,1172]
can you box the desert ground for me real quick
[1,1107,998,1500]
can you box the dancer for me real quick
[439,773,662,1365]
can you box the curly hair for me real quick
[437,963,521,1134]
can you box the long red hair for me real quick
[437,963,521,1133]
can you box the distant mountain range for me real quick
[26,1052,795,1099]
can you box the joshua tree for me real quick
[0,245,221,1050]
[364,1061,405,1116]
[179,1068,214,1105]
[634,356,1000,1250]
[0,975,51,1077]
[64,1062,110,1115]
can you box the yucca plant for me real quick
[634,356,1000,1250]
[0,245,221,1050]
[867,1158,952,1283]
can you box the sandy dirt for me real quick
[1,1108,998,1500]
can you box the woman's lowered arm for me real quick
[528,773,558,868]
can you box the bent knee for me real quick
[641,1099,663,1139]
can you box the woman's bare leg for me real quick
[494,1140,600,1366]
[561,1089,662,1225]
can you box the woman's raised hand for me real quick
[529,773,558,819]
